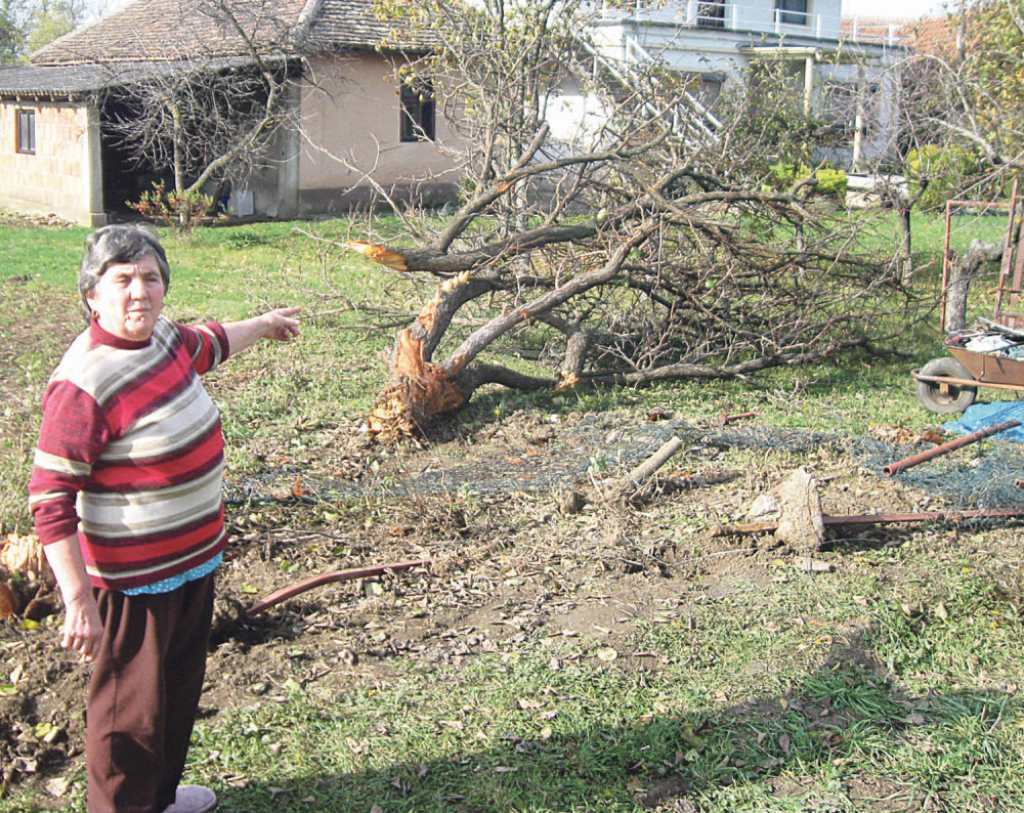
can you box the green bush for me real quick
[769,162,848,200]
[128,180,224,236]
[906,144,988,212]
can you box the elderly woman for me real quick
[28,225,300,813]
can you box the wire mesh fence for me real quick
[223,416,1024,512]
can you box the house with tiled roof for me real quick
[0,0,456,225]
[1,0,903,225]
[840,12,961,54]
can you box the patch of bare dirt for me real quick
[0,211,77,230]
[1,406,1020,807]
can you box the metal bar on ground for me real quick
[715,411,756,426]
[246,558,432,616]
[882,420,1021,477]
[712,508,1024,537]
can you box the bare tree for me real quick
[328,0,920,439]
[880,1,1021,288]
[101,0,299,220]
[898,1,1024,180]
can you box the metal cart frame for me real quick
[912,182,1024,413]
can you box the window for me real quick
[696,1,726,29]
[775,0,808,26]
[16,108,35,154]
[400,80,436,142]
[683,72,724,108]
[693,74,724,107]
[821,81,879,139]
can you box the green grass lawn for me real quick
[4,211,1024,813]
[1,210,971,532]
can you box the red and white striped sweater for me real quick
[29,316,231,591]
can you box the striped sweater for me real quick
[29,316,231,591]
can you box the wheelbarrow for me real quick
[912,328,1024,414]
[913,182,1024,414]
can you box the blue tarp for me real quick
[942,401,1024,442]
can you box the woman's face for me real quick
[86,253,165,341]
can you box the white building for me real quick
[587,0,904,168]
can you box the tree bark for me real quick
[945,239,1003,331]
[897,205,914,283]
[364,224,660,438]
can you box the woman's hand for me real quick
[261,307,301,342]
[43,535,103,661]
[224,307,301,355]
[60,590,103,661]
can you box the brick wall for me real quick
[0,100,97,224]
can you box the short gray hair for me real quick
[79,225,171,319]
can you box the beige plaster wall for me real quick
[0,101,102,225]
[298,53,461,213]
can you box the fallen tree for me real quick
[327,0,923,439]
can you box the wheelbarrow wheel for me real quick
[915,357,977,414]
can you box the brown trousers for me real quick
[86,573,215,813]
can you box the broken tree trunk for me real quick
[366,271,482,439]
[945,240,1003,332]
[360,225,658,439]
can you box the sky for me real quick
[842,0,950,18]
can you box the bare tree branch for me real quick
[334,0,924,438]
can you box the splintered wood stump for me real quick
[367,273,473,440]
[368,327,468,439]
[0,533,56,621]
[1,533,52,584]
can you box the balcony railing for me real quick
[840,16,908,47]
[599,1,908,45]
[599,0,832,38]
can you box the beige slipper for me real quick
[161,785,217,813]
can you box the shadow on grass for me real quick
[198,626,1022,813]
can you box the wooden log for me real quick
[605,436,684,500]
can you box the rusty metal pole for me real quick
[713,507,1024,537]
[942,200,953,333]
[246,558,432,616]
[994,179,1021,323]
[715,411,756,426]
[882,420,1021,477]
